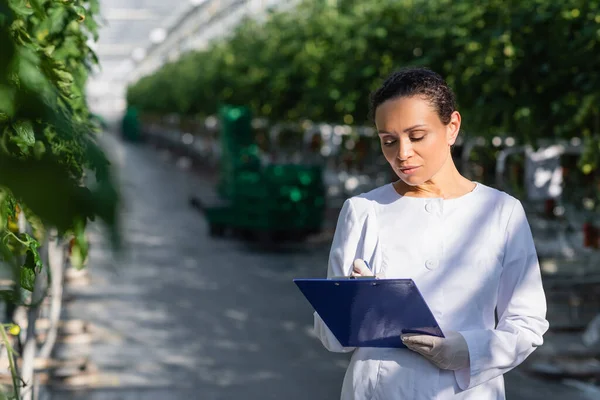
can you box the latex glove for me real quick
[401,331,470,371]
[351,259,385,278]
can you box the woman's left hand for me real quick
[401,331,470,371]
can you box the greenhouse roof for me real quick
[88,0,198,117]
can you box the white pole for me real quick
[20,240,48,400]
[39,230,65,359]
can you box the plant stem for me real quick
[0,326,21,400]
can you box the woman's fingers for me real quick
[352,259,372,276]
[405,343,432,356]
[402,334,436,348]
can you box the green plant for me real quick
[0,0,119,396]
[127,0,600,147]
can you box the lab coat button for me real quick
[425,259,439,270]
[425,202,435,213]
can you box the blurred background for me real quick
[2,0,600,399]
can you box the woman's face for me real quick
[374,96,460,186]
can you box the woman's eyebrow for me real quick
[377,124,426,135]
[403,124,426,132]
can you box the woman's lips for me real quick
[399,166,420,175]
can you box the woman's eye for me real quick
[410,136,425,142]
[382,139,397,147]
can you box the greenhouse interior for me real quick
[1,0,600,399]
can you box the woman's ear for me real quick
[446,111,461,146]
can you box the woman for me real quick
[314,67,549,399]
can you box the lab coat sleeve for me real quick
[455,199,550,390]
[313,198,362,353]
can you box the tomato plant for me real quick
[0,1,118,397]
[128,0,600,145]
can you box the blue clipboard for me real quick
[294,278,444,348]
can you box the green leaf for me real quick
[11,231,43,292]
[0,85,16,121]
[33,140,45,158]
[7,0,35,17]
[19,233,42,293]
[43,44,55,57]
[46,6,68,36]
[16,48,47,91]
[69,5,85,22]
[53,68,72,83]
[69,218,88,269]
[20,267,35,291]
[29,0,45,19]
[10,120,35,152]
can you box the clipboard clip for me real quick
[330,276,377,280]
[332,278,378,287]
[331,261,377,282]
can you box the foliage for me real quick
[127,0,600,145]
[0,0,118,383]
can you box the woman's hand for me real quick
[351,259,372,277]
[401,331,470,371]
[351,259,385,278]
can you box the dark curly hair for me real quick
[369,67,457,125]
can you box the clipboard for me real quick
[294,278,444,348]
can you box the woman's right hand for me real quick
[351,259,376,277]
[351,259,386,278]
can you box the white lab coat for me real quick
[314,182,549,399]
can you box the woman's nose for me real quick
[397,138,413,161]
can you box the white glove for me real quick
[401,331,470,371]
[351,259,385,278]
